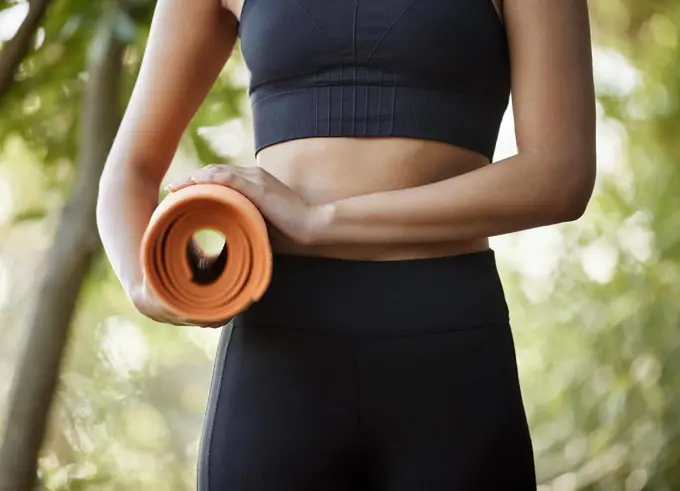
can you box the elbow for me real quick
[548,158,596,224]
[555,195,589,223]
[554,181,593,223]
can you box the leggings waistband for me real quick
[235,249,509,336]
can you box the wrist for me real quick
[302,202,337,245]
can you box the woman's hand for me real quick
[129,280,228,328]
[165,164,329,245]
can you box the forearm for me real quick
[313,152,595,245]
[97,165,159,293]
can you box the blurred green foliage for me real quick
[0,0,679,490]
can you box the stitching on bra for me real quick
[250,79,502,106]
[251,86,312,105]
[240,0,333,44]
[365,0,421,63]
[294,0,331,43]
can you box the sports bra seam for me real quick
[365,0,422,63]
[251,86,310,104]
[250,82,506,106]
[239,0,333,44]
[293,0,331,43]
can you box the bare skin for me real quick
[97,0,596,326]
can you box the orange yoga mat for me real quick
[141,184,272,324]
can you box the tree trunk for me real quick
[0,30,125,491]
[0,0,53,103]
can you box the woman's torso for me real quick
[225,0,506,260]
[258,138,490,259]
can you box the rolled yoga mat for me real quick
[141,184,273,324]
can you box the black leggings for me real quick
[197,250,536,491]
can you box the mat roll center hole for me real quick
[187,229,228,285]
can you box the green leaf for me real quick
[11,207,47,224]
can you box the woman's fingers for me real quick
[165,164,268,194]
[166,164,238,190]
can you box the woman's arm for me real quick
[166,0,596,247]
[97,0,237,295]
[309,0,596,245]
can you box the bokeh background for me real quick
[1,0,679,490]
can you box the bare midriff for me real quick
[256,137,491,260]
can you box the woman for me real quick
[97,0,596,489]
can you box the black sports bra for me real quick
[238,0,510,160]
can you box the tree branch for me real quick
[0,27,125,491]
[0,0,52,103]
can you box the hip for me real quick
[235,248,509,337]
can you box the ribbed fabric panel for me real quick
[250,74,507,159]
